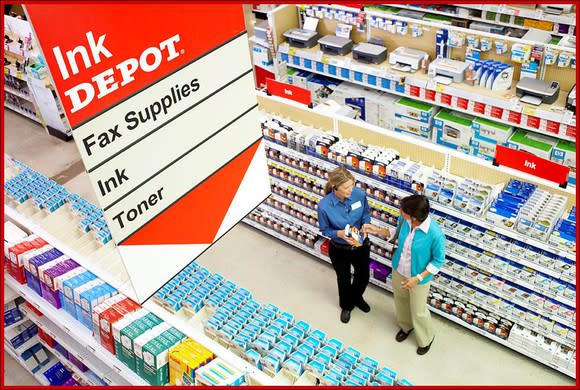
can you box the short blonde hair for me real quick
[324,167,355,195]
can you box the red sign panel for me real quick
[526,116,541,129]
[266,78,312,106]
[546,120,560,135]
[495,145,570,186]
[508,111,522,124]
[409,86,420,97]
[441,93,452,105]
[457,97,468,110]
[565,125,576,137]
[474,102,486,114]
[425,90,436,101]
[491,106,503,120]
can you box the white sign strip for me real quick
[87,73,257,208]
[72,34,252,170]
[104,109,261,242]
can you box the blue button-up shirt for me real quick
[317,187,371,245]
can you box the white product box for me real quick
[433,109,474,154]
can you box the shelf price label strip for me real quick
[26,4,272,303]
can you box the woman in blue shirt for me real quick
[363,194,445,355]
[318,167,372,324]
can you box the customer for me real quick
[362,194,445,355]
[318,167,372,324]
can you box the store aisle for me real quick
[3,108,575,385]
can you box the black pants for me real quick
[329,239,370,311]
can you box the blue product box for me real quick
[79,284,115,329]
[311,329,326,342]
[320,345,338,359]
[297,343,315,358]
[280,334,299,349]
[306,359,326,374]
[295,320,310,332]
[245,349,262,369]
[62,272,96,317]
[303,335,322,350]
[327,338,343,352]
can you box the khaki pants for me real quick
[392,271,434,348]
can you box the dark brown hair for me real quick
[400,194,430,222]
[324,167,355,195]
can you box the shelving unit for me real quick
[5,275,148,386]
[3,15,72,140]
[243,217,576,379]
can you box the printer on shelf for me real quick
[566,85,575,112]
[516,77,560,105]
[283,28,320,48]
[388,47,428,73]
[352,43,388,64]
[318,35,353,56]
[539,4,574,14]
[428,58,469,84]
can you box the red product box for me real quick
[457,97,468,110]
[25,301,43,317]
[7,237,48,284]
[320,240,330,257]
[99,298,141,354]
[508,111,522,124]
[38,327,55,347]
[526,116,541,129]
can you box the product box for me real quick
[141,330,182,385]
[393,116,432,139]
[40,259,79,309]
[433,109,474,154]
[62,272,97,317]
[550,140,576,185]
[19,245,52,285]
[92,294,125,343]
[27,250,65,295]
[73,279,105,322]
[100,298,141,354]
[119,317,153,371]
[79,284,116,330]
[472,117,514,144]
[394,97,437,124]
[8,236,48,283]
[113,309,149,362]
[506,129,557,160]
[168,339,214,385]
[134,323,172,380]
[195,358,244,386]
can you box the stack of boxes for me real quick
[550,140,576,186]
[506,130,558,160]
[20,344,51,375]
[486,179,537,229]
[168,339,215,385]
[433,109,475,154]
[515,189,568,241]
[470,117,514,161]
[549,207,576,254]
[6,235,48,284]
[194,358,245,386]
[394,97,438,139]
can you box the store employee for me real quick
[363,194,445,355]
[317,167,371,324]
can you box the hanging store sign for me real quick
[26,4,271,303]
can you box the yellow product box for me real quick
[523,19,553,31]
[168,339,215,385]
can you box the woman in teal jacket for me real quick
[363,194,445,355]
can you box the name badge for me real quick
[351,201,362,211]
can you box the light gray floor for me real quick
[3,108,576,385]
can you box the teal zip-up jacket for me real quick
[391,215,446,285]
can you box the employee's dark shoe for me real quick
[417,337,435,355]
[395,328,413,342]
[356,299,371,313]
[340,309,351,324]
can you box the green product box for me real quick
[167,327,187,342]
[142,332,182,386]
[120,319,152,371]
[472,117,513,144]
[113,310,147,363]
[506,129,557,160]
[433,109,474,153]
[135,324,171,379]
[394,97,437,124]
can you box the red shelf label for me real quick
[441,93,452,105]
[565,125,576,137]
[491,106,503,119]
[526,116,541,129]
[410,86,420,97]
[474,102,486,114]
[457,97,468,110]
[546,120,560,135]
[495,145,570,186]
[266,78,312,106]
[508,111,522,124]
[425,90,436,101]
